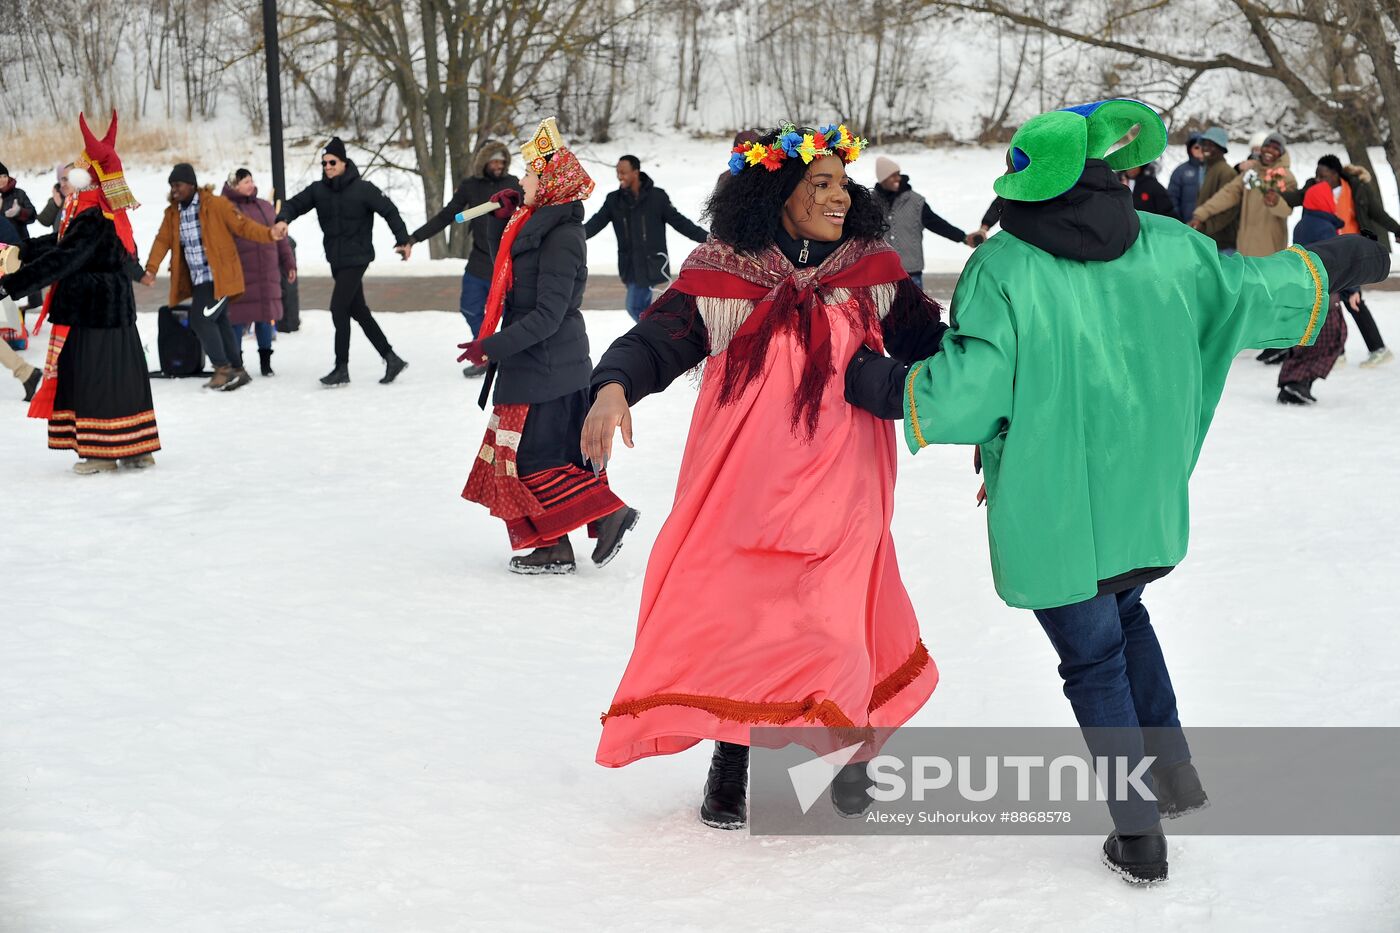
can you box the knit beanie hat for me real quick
[1302,182,1335,214]
[168,162,197,186]
[874,155,900,182]
[1263,131,1287,153]
[323,137,349,161]
[0,162,9,176]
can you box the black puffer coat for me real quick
[276,160,409,270]
[583,173,707,287]
[3,208,142,328]
[479,202,591,404]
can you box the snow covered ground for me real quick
[2,293,1399,932]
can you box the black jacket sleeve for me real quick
[845,346,912,420]
[583,197,613,239]
[981,197,1004,230]
[920,203,965,242]
[881,276,948,362]
[590,290,708,405]
[366,182,410,245]
[37,196,61,229]
[410,178,472,243]
[276,184,317,224]
[1308,233,1392,294]
[663,197,708,242]
[9,188,36,225]
[1,214,101,296]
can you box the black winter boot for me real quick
[1152,760,1209,819]
[1102,824,1168,884]
[591,507,641,567]
[320,365,350,388]
[1278,381,1315,405]
[1257,347,1291,365]
[259,347,275,377]
[700,741,749,829]
[508,537,576,575]
[380,351,408,384]
[22,368,41,402]
[831,761,878,818]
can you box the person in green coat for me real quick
[844,99,1391,885]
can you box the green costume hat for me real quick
[993,99,1168,203]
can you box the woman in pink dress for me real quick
[582,123,945,828]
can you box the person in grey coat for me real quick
[872,155,970,289]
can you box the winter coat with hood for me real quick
[875,174,966,273]
[0,178,37,241]
[862,160,1390,609]
[1166,139,1204,221]
[276,160,409,270]
[409,141,522,280]
[1193,157,1239,249]
[1192,152,1296,257]
[1125,166,1175,217]
[584,173,707,287]
[1341,165,1400,252]
[145,185,280,306]
[478,202,592,405]
[1292,181,1345,248]
[222,182,296,325]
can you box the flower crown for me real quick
[728,123,868,176]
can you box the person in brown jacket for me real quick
[1189,127,1239,253]
[140,163,284,390]
[1189,131,1296,257]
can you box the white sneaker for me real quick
[1360,348,1394,369]
[1332,353,1347,372]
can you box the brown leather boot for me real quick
[223,367,253,391]
[205,364,234,390]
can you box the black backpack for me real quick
[153,304,207,377]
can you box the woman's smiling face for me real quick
[782,154,852,243]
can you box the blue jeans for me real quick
[234,321,276,350]
[1033,586,1190,833]
[625,283,654,323]
[460,269,490,338]
[908,272,924,290]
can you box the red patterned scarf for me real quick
[663,236,907,436]
[479,149,596,341]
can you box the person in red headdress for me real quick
[0,112,159,474]
[580,123,945,828]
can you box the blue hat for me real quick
[1198,127,1230,152]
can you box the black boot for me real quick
[508,537,576,575]
[591,506,641,567]
[1278,381,1315,405]
[831,761,878,818]
[259,347,275,377]
[320,365,350,388]
[22,368,41,402]
[462,362,488,378]
[700,741,749,829]
[1102,825,1168,884]
[1152,760,1209,819]
[1257,347,1291,364]
[380,351,408,384]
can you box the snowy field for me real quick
[3,294,1400,932]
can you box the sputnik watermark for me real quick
[789,747,1156,812]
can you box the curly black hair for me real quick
[704,125,887,254]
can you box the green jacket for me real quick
[903,213,1328,609]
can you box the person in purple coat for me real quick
[223,168,297,376]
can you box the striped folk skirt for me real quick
[45,323,160,460]
[463,390,625,551]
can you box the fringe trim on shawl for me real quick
[600,640,932,727]
[695,282,899,358]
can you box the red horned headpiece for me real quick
[75,110,139,212]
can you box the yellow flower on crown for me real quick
[744,143,769,167]
[798,133,818,164]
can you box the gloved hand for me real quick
[844,344,909,420]
[457,340,488,366]
[489,189,522,219]
[4,203,18,218]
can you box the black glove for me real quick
[1306,233,1391,294]
[0,284,9,301]
[844,344,910,420]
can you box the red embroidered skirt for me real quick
[463,400,624,551]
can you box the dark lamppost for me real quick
[262,0,285,205]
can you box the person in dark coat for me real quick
[272,137,411,387]
[1276,181,1350,404]
[0,164,37,243]
[1121,163,1176,216]
[401,139,521,377]
[0,114,160,474]
[584,155,708,321]
[871,154,969,289]
[1166,135,1204,221]
[224,169,297,377]
[457,118,638,575]
[1316,155,1400,368]
[36,164,74,231]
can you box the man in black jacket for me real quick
[400,139,521,376]
[273,137,411,387]
[584,155,707,321]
